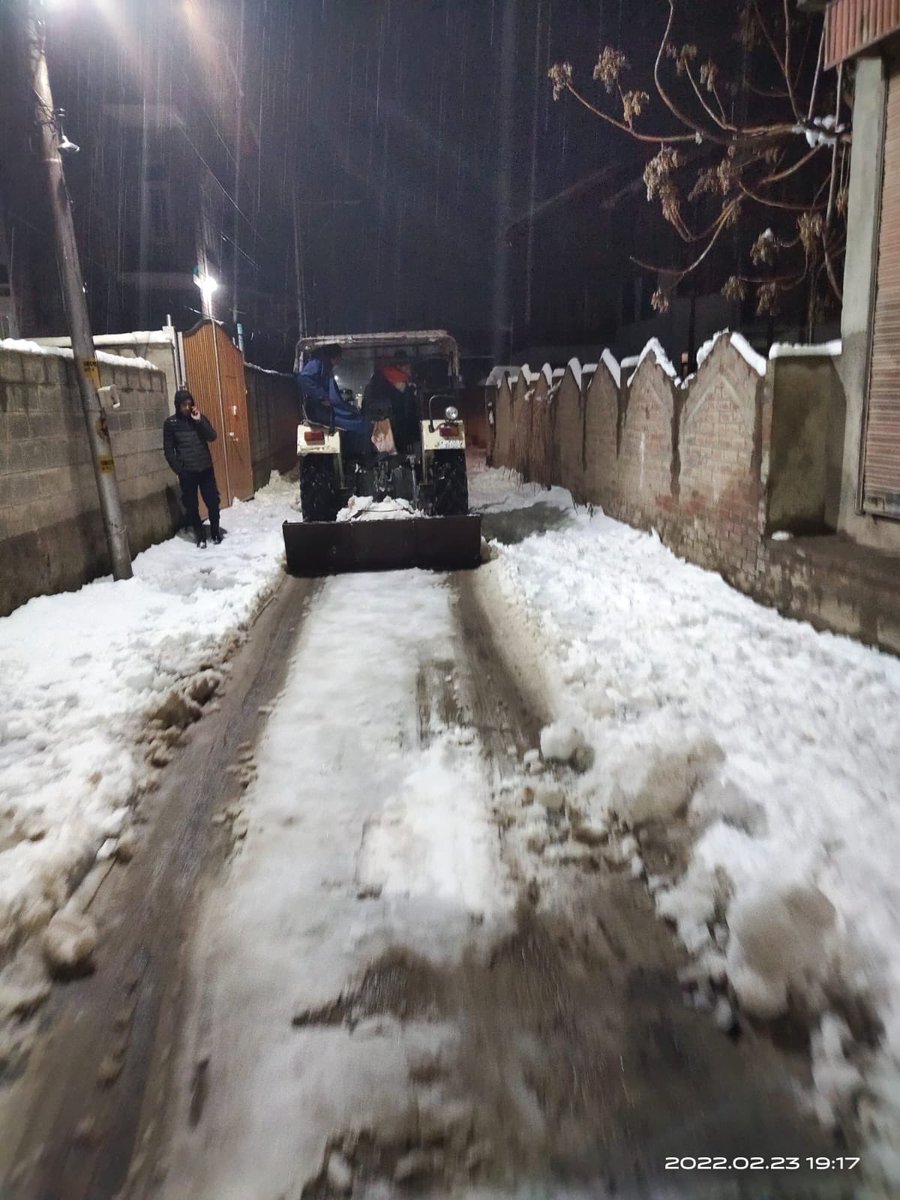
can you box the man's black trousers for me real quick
[179,467,220,532]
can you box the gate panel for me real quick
[182,321,254,511]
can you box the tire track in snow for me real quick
[148,567,846,1200]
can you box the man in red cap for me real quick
[362,355,416,455]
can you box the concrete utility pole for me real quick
[24,2,133,580]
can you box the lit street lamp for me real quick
[23,0,133,580]
[193,269,219,318]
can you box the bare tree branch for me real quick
[550,0,849,322]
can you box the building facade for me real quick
[826,0,900,546]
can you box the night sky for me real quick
[39,0,641,353]
[252,0,633,344]
[27,0,789,361]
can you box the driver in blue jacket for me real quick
[297,343,373,457]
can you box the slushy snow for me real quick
[0,475,298,963]
[336,495,416,522]
[470,463,900,1177]
[3,452,900,1182]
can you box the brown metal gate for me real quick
[182,320,254,511]
[864,66,900,519]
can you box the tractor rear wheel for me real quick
[432,450,468,516]
[300,456,340,522]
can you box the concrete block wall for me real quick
[766,356,846,537]
[244,364,298,491]
[0,347,175,616]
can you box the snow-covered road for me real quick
[1,461,899,1198]
[157,569,517,1198]
[152,561,837,1200]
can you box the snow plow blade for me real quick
[282,515,482,576]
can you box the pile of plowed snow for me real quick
[336,496,416,522]
[469,464,900,1178]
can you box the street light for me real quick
[193,269,218,318]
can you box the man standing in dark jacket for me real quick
[163,388,221,547]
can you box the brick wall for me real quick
[492,374,515,469]
[532,374,557,488]
[244,364,298,491]
[582,363,619,510]
[511,370,540,480]
[616,357,677,531]
[671,335,767,591]
[490,334,900,654]
[491,335,771,602]
[555,369,586,500]
[493,338,767,572]
[0,346,175,615]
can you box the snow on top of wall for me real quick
[695,331,767,378]
[0,338,158,373]
[500,352,622,394]
[484,365,516,387]
[600,348,621,387]
[626,337,680,387]
[245,361,293,378]
[492,333,770,396]
[695,334,721,371]
[572,350,621,387]
[79,331,174,347]
[769,339,842,360]
[566,358,584,388]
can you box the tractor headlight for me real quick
[444,405,459,420]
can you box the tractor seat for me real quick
[302,404,334,431]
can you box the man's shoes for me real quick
[211,528,223,544]
[195,527,207,548]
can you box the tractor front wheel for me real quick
[431,450,468,517]
[300,456,340,522]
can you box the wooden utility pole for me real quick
[25,2,132,580]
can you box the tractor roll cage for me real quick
[294,330,460,379]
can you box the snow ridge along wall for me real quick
[0,346,174,616]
